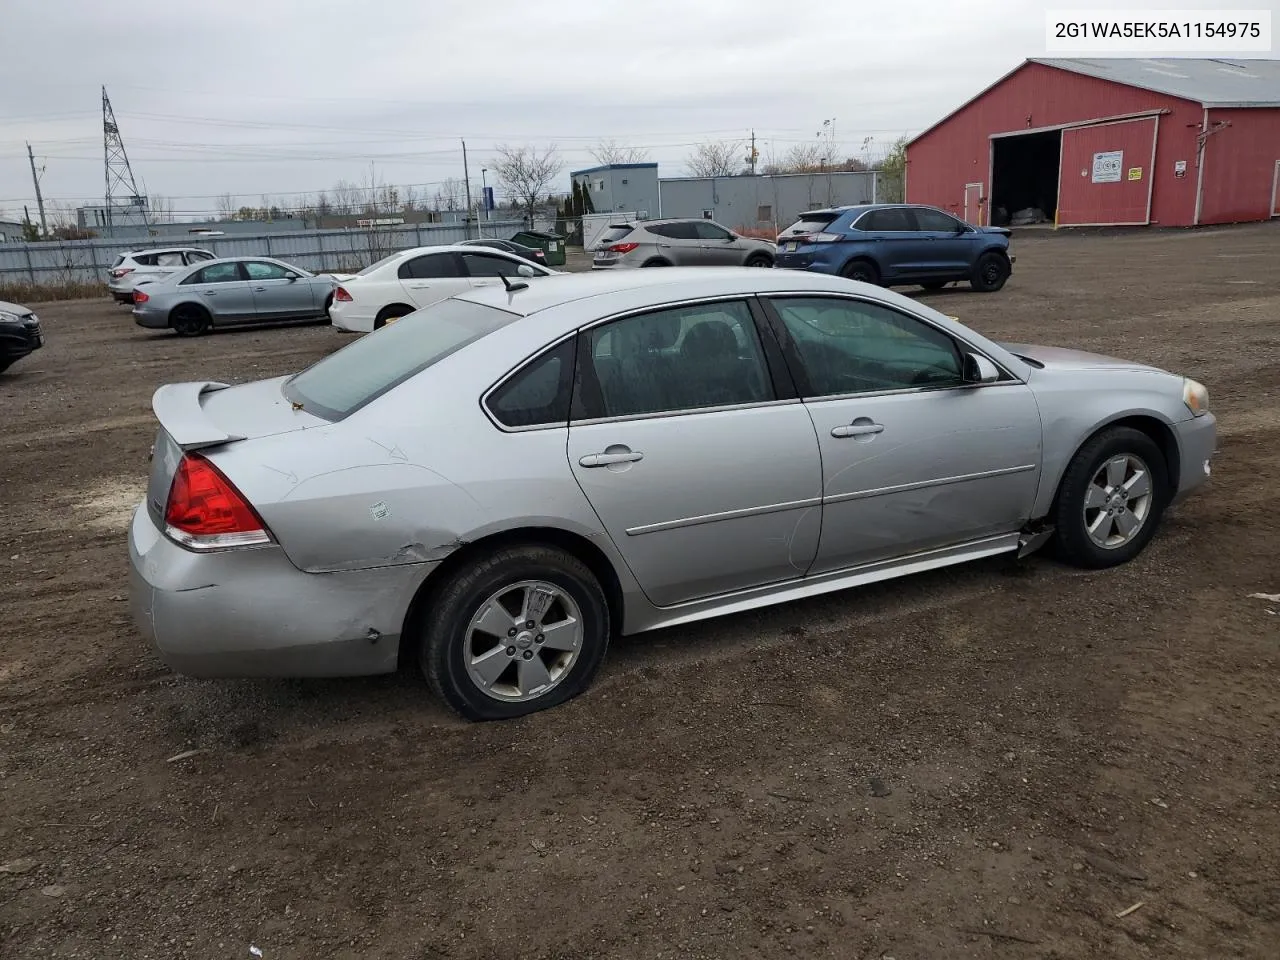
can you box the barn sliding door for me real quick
[1057,116,1157,227]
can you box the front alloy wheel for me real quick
[1083,454,1154,549]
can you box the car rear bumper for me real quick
[128,504,427,678]
[132,306,168,329]
[329,304,374,333]
[1171,412,1216,505]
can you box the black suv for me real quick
[0,299,43,374]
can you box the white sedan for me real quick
[329,244,557,333]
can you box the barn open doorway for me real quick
[990,129,1061,226]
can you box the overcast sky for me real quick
[1,0,1273,219]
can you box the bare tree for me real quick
[589,139,650,165]
[215,192,237,220]
[401,184,420,212]
[492,144,562,226]
[331,179,362,215]
[781,143,825,173]
[433,177,465,212]
[686,141,741,178]
[315,191,332,217]
[149,194,176,223]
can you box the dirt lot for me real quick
[2,225,1278,959]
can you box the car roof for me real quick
[453,266,875,319]
[126,246,212,256]
[797,203,947,218]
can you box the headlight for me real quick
[0,310,19,324]
[1182,378,1209,417]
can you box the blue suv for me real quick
[774,203,1014,293]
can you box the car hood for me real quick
[0,299,34,317]
[1000,342,1163,373]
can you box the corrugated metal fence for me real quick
[0,219,527,288]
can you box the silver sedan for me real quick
[129,268,1215,720]
[131,257,339,336]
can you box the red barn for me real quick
[906,58,1280,228]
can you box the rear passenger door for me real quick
[182,261,256,321]
[566,298,823,606]
[853,208,922,281]
[397,252,469,308]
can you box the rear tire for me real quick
[374,304,413,330]
[170,304,211,337]
[641,259,671,268]
[840,259,880,285]
[1051,426,1168,569]
[921,280,948,291]
[418,545,611,721]
[970,251,1011,292]
[323,292,334,320]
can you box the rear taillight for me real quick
[334,286,353,302]
[810,233,843,243]
[607,242,639,254]
[164,453,271,551]
[111,267,134,279]
[133,289,149,304]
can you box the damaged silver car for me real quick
[129,268,1215,721]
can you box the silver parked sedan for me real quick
[129,269,1215,720]
[132,256,339,336]
[592,218,776,269]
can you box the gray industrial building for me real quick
[572,163,880,232]
[570,163,660,219]
[0,218,26,243]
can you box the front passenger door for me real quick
[693,221,742,265]
[460,251,533,289]
[763,295,1042,573]
[245,260,313,319]
[566,298,823,606]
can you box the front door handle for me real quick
[253,286,266,292]
[579,450,644,468]
[831,421,884,439]
[201,291,217,296]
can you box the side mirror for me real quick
[284,271,299,281]
[725,235,737,242]
[517,264,536,278]
[963,353,1001,384]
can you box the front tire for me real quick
[419,545,611,721]
[744,254,773,268]
[970,251,1011,292]
[1052,426,1168,569]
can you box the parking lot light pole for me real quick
[481,168,489,222]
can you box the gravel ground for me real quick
[1,224,1278,959]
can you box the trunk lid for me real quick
[144,378,327,528]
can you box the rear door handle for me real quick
[579,450,644,468]
[201,291,217,296]
[407,282,431,289]
[831,422,884,439]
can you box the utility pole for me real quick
[748,130,758,176]
[461,139,474,239]
[26,143,47,238]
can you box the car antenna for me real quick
[501,273,529,293]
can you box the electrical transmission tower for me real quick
[102,86,149,236]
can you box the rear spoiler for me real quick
[151,381,245,451]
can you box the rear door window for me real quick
[649,222,698,240]
[155,252,185,267]
[398,253,462,279]
[185,251,215,263]
[854,208,917,232]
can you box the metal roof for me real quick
[569,162,659,177]
[1030,57,1280,107]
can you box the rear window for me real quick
[778,213,840,238]
[357,252,406,276]
[598,226,633,244]
[282,298,519,420]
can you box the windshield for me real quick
[282,298,519,420]
[356,251,407,276]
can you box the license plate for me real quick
[786,241,798,252]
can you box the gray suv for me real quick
[592,218,775,269]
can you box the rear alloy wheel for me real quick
[744,254,773,268]
[419,545,611,721]
[374,304,412,330]
[840,259,880,285]
[171,305,211,337]
[1052,426,1167,569]
[970,252,1011,292]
